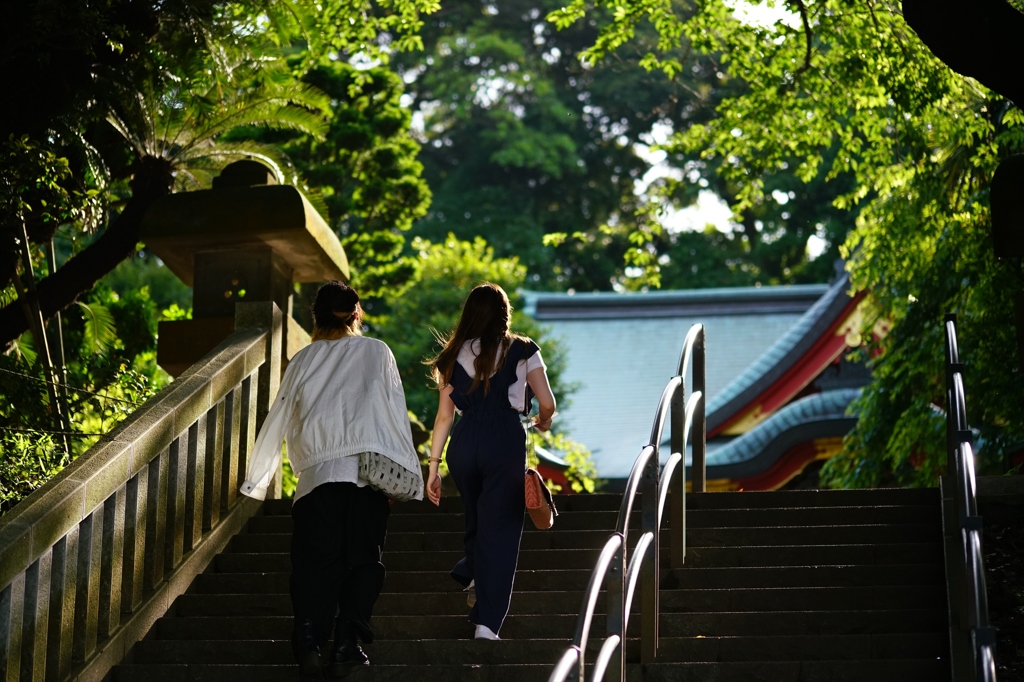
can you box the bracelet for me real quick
[428,458,441,464]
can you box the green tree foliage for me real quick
[554,0,1024,484]
[235,60,433,299]
[0,0,440,347]
[397,0,857,292]
[0,282,167,512]
[529,430,600,493]
[394,0,667,290]
[0,0,440,510]
[653,147,857,289]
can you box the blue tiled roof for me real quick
[705,274,854,432]
[704,388,861,467]
[519,284,835,478]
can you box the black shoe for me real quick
[292,619,322,679]
[324,624,369,679]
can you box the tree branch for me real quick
[0,158,172,348]
[789,0,814,78]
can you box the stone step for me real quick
[254,488,940,517]
[115,658,952,682]
[154,609,946,641]
[223,544,607,570]
[208,563,592,591]
[236,522,942,552]
[114,659,948,682]
[209,552,944,589]
[684,488,939,509]
[178,585,944,617]
[335,528,942,561]
[686,505,940,526]
[112,663,555,682]
[382,495,626,514]
[117,490,950,681]
[228,533,942,566]
[245,504,939,534]
[248,510,641,533]
[638,659,949,682]
[129,631,946,666]
[682,542,943,566]
[665,563,945,589]
[686,523,940,546]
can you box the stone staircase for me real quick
[111,487,949,681]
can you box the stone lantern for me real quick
[141,160,349,376]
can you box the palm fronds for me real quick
[106,52,329,194]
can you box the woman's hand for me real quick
[427,470,442,506]
[426,386,454,507]
[532,415,554,432]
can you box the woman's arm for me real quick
[426,384,455,505]
[526,366,557,432]
[240,367,296,499]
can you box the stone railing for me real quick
[0,302,282,682]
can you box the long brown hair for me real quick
[429,283,526,394]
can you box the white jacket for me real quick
[240,335,423,501]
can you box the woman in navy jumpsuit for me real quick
[426,284,557,640]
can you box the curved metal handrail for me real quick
[588,531,654,682]
[590,635,622,682]
[616,445,656,536]
[943,314,996,682]
[572,534,625,651]
[658,392,702,527]
[549,323,706,682]
[649,376,683,448]
[550,648,580,682]
[960,441,978,519]
[677,323,704,378]
[623,531,656,627]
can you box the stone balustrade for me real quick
[0,302,282,682]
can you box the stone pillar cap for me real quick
[140,184,350,285]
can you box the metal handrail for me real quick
[658,393,701,528]
[623,531,655,626]
[943,314,996,682]
[590,635,621,682]
[572,535,625,654]
[548,324,706,682]
[616,445,656,535]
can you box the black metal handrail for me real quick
[548,324,706,682]
[944,314,997,682]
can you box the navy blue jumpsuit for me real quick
[446,338,538,634]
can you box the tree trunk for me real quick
[0,156,173,348]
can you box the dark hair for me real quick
[311,280,361,340]
[430,283,526,394]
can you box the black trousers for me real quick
[290,482,390,648]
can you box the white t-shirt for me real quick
[456,338,546,414]
[294,454,362,501]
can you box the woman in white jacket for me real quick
[240,281,422,679]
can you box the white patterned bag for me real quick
[358,451,423,502]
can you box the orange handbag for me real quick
[525,468,558,529]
